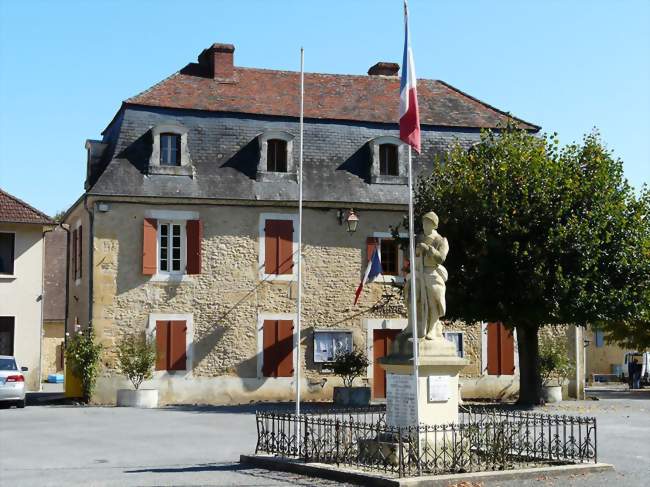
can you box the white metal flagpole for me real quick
[295,47,304,421]
[406,145,420,429]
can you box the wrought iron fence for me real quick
[255,406,597,478]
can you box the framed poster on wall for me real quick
[313,330,353,363]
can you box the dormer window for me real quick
[379,144,399,176]
[267,139,288,172]
[149,124,192,176]
[160,134,181,166]
[369,136,407,185]
[256,130,295,182]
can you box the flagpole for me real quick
[406,145,420,431]
[295,47,304,423]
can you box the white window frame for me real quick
[372,231,407,284]
[256,313,297,380]
[364,318,407,381]
[157,221,187,276]
[0,230,17,279]
[146,209,198,282]
[480,322,519,376]
[259,213,298,282]
[147,312,193,377]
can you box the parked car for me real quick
[0,356,27,408]
[622,352,649,385]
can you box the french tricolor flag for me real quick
[354,247,383,305]
[399,0,421,153]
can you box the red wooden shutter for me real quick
[142,218,157,275]
[186,220,203,275]
[366,237,378,263]
[155,321,169,370]
[78,225,83,279]
[486,322,500,375]
[169,321,187,370]
[276,320,294,377]
[265,219,294,275]
[262,320,277,377]
[72,229,78,278]
[500,325,515,375]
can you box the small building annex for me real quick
[64,42,558,404]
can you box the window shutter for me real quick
[186,220,203,275]
[142,218,158,275]
[276,320,294,377]
[499,325,515,375]
[169,321,187,370]
[265,219,294,275]
[155,321,169,370]
[366,237,379,263]
[72,229,78,278]
[262,320,277,377]
[78,225,83,279]
[486,322,500,375]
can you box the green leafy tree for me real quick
[539,336,574,386]
[413,123,649,404]
[116,332,156,390]
[65,328,103,403]
[332,348,370,388]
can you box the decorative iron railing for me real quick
[255,406,597,478]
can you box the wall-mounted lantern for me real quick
[337,208,359,234]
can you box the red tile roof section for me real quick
[0,188,54,225]
[126,66,539,131]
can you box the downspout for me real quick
[83,196,94,329]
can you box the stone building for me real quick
[63,42,579,404]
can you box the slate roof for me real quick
[0,189,53,225]
[126,65,539,131]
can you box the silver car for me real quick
[0,356,27,408]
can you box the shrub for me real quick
[65,328,103,403]
[116,332,156,390]
[332,348,370,388]
[539,336,574,386]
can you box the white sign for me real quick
[386,373,418,427]
[427,375,450,402]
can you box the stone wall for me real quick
[42,321,64,379]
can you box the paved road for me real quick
[0,389,647,486]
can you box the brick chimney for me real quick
[368,62,399,76]
[198,43,235,81]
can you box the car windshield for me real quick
[0,358,17,371]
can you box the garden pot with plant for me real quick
[539,335,574,403]
[115,332,158,408]
[332,348,371,407]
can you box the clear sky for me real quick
[0,0,648,216]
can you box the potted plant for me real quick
[115,332,158,408]
[539,336,574,403]
[332,348,371,406]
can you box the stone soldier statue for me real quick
[403,211,449,341]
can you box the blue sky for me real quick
[0,0,648,216]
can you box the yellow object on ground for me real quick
[64,364,82,398]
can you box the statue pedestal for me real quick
[379,337,468,427]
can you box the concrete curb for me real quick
[240,454,614,486]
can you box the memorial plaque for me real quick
[386,373,417,427]
[427,375,450,402]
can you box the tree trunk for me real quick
[516,324,542,406]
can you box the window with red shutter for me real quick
[77,226,83,279]
[72,229,78,279]
[264,219,294,275]
[262,319,294,377]
[486,322,515,375]
[155,320,187,371]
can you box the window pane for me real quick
[172,260,181,271]
[172,225,181,236]
[160,134,181,166]
[380,239,398,275]
[379,144,399,176]
[267,139,287,172]
[0,233,15,274]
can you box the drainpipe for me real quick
[83,196,94,329]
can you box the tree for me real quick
[413,124,650,404]
[332,348,370,388]
[116,332,156,390]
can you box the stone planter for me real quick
[116,389,159,408]
[332,386,371,407]
[542,384,563,403]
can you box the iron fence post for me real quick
[398,427,403,478]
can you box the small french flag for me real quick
[354,247,383,305]
[399,0,421,153]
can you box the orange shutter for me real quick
[155,321,169,370]
[142,218,157,275]
[72,229,78,278]
[276,320,294,377]
[486,322,500,375]
[366,237,379,263]
[265,219,294,275]
[186,220,203,275]
[78,225,83,279]
[262,320,277,377]
[169,321,187,370]
[500,325,515,375]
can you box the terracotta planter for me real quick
[542,385,563,403]
[116,389,159,408]
[333,386,371,406]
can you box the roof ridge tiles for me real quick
[0,188,54,225]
